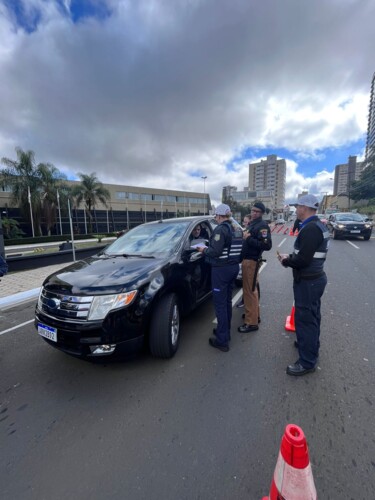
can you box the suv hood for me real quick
[336,220,365,226]
[43,255,167,295]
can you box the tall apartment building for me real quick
[248,154,286,209]
[222,185,237,202]
[333,155,364,196]
[365,71,375,161]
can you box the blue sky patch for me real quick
[227,138,366,177]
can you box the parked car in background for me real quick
[35,216,215,360]
[317,214,328,224]
[327,212,373,240]
[275,218,286,225]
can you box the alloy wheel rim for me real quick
[171,305,179,345]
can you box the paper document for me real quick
[190,243,207,249]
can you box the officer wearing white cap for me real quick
[197,203,242,351]
[278,194,329,375]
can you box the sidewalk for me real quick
[0,263,70,311]
[0,237,116,311]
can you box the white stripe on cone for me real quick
[273,451,317,499]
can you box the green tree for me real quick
[0,217,25,239]
[1,147,42,235]
[71,173,111,233]
[37,163,69,236]
[1,147,69,236]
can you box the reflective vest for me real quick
[293,219,329,276]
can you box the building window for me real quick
[115,191,126,199]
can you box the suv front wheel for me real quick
[149,293,180,358]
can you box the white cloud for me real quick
[0,0,373,206]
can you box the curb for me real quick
[0,288,40,311]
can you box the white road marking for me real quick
[346,240,360,249]
[213,263,267,324]
[0,319,34,336]
[278,238,287,247]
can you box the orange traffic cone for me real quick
[294,229,299,237]
[285,303,295,332]
[289,228,294,236]
[262,424,317,500]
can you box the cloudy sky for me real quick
[0,0,374,206]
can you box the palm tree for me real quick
[1,147,41,235]
[37,163,69,236]
[71,173,111,233]
[1,147,69,236]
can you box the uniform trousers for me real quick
[211,263,239,346]
[293,273,327,369]
[242,259,260,325]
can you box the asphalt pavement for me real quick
[1,228,374,499]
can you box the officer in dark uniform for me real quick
[278,194,329,376]
[197,204,242,352]
[238,201,272,332]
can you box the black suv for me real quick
[327,212,372,240]
[35,217,220,360]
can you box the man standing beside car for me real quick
[197,204,241,352]
[277,194,329,376]
[238,202,272,333]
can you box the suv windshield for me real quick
[336,214,364,222]
[105,221,191,257]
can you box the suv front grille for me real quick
[38,289,93,321]
[343,223,364,230]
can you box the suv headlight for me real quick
[365,223,371,229]
[88,290,138,320]
[336,224,345,229]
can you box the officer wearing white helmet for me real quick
[197,204,242,352]
[278,194,329,376]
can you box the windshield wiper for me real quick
[126,254,155,258]
[103,253,155,259]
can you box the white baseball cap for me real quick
[215,203,231,216]
[296,194,319,210]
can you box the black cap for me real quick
[253,201,266,213]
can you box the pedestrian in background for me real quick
[197,204,242,352]
[293,218,301,233]
[238,202,272,333]
[278,194,329,376]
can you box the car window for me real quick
[105,221,191,256]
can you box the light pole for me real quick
[201,176,207,215]
[27,186,35,237]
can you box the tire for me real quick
[333,230,339,240]
[149,293,180,358]
[364,234,371,241]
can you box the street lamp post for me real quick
[27,186,35,238]
[201,176,207,215]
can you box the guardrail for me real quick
[6,245,108,273]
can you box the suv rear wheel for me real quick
[149,293,180,358]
